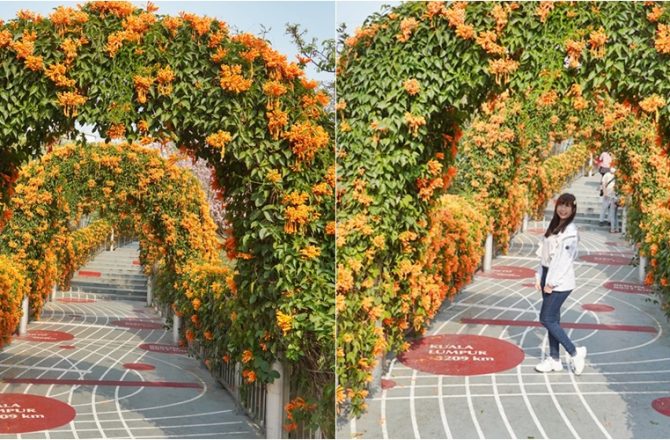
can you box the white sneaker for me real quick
[535,357,563,373]
[571,346,587,375]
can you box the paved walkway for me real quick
[0,248,260,439]
[339,222,670,439]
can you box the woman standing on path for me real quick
[534,193,587,375]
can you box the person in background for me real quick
[606,168,619,233]
[600,167,616,228]
[596,150,612,175]
[534,193,587,375]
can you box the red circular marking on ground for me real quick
[57,298,96,303]
[21,330,74,343]
[77,270,101,277]
[398,334,525,376]
[480,266,536,280]
[582,304,615,312]
[58,345,76,350]
[111,319,163,330]
[603,281,653,294]
[0,394,76,434]
[580,253,631,265]
[132,260,141,265]
[123,363,156,371]
[381,379,396,390]
[139,343,187,355]
[527,228,545,235]
[652,397,670,417]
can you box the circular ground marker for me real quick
[58,345,76,350]
[139,343,187,355]
[381,379,396,390]
[652,397,670,417]
[582,304,615,312]
[111,319,163,330]
[603,281,652,294]
[399,334,525,376]
[22,330,74,343]
[57,298,96,303]
[480,266,536,280]
[123,363,156,371]
[580,253,631,265]
[0,394,76,434]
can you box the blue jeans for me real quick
[539,266,577,360]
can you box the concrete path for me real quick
[338,221,670,439]
[0,245,260,439]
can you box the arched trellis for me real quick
[336,1,670,413]
[0,1,334,432]
[0,141,219,315]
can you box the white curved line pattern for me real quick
[0,245,259,439]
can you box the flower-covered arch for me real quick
[0,1,334,431]
[337,1,670,413]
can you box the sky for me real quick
[0,0,335,83]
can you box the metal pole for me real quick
[146,276,153,307]
[265,360,285,439]
[483,233,493,272]
[621,207,627,235]
[639,254,647,283]
[173,313,181,345]
[18,296,29,335]
[522,214,529,233]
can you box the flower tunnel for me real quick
[0,1,334,432]
[336,1,670,413]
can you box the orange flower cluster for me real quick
[56,91,87,117]
[283,193,315,234]
[536,90,558,107]
[536,1,555,23]
[404,112,426,135]
[242,369,256,383]
[565,39,586,68]
[396,17,418,43]
[344,23,382,48]
[283,121,329,163]
[424,2,447,21]
[276,310,293,334]
[490,3,518,33]
[266,104,289,140]
[0,256,27,349]
[107,123,126,139]
[283,397,317,433]
[263,80,287,98]
[44,64,75,87]
[206,130,232,154]
[300,245,321,260]
[640,94,666,114]
[589,28,607,58]
[647,5,664,23]
[0,30,12,48]
[180,12,213,37]
[133,75,153,103]
[444,2,475,40]
[476,31,505,56]
[60,38,85,65]
[219,64,252,93]
[208,27,228,48]
[87,1,135,18]
[656,24,670,54]
[161,16,183,36]
[487,57,519,85]
[49,6,89,35]
[9,30,37,60]
[403,78,421,96]
[24,55,43,71]
[156,66,174,95]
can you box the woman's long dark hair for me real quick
[544,193,577,237]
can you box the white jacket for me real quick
[535,222,579,291]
